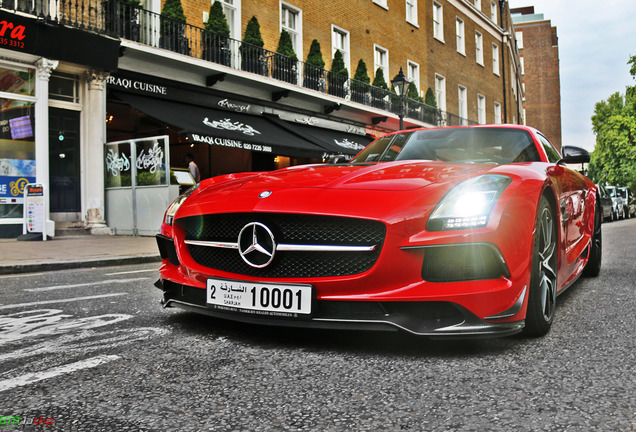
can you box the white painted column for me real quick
[35,58,58,237]
[84,70,111,234]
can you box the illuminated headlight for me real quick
[428,175,511,231]
[164,184,199,226]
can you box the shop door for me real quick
[48,108,81,213]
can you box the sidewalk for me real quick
[0,235,161,275]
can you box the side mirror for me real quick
[558,145,590,165]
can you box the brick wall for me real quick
[168,0,521,124]
[516,20,562,148]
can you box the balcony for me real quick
[2,0,474,127]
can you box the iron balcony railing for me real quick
[2,0,475,126]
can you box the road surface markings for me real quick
[24,278,149,292]
[0,293,127,310]
[0,273,44,279]
[0,355,120,392]
[104,269,157,276]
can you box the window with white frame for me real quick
[490,1,497,24]
[458,85,467,124]
[435,74,446,111]
[220,0,240,39]
[475,31,483,65]
[474,0,481,10]
[456,17,465,55]
[281,3,302,57]
[407,60,420,95]
[494,102,502,124]
[373,0,388,9]
[516,31,523,49]
[492,43,499,75]
[433,2,444,41]
[332,26,350,71]
[374,45,389,79]
[477,94,486,124]
[406,0,418,26]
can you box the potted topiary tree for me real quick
[240,16,267,75]
[424,87,440,125]
[160,0,189,54]
[202,1,231,65]
[304,39,325,91]
[351,59,371,104]
[273,30,298,84]
[372,67,389,109]
[328,50,349,98]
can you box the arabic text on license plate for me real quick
[206,278,312,316]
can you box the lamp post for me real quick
[391,67,412,130]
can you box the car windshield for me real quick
[608,187,617,197]
[352,127,541,164]
[618,189,627,198]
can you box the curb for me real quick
[0,254,162,276]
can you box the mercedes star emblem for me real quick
[238,222,276,268]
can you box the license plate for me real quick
[206,278,312,317]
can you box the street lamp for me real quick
[391,67,412,130]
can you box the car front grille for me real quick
[177,213,386,278]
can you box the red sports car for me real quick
[156,125,601,338]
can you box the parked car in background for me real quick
[596,184,614,222]
[618,187,635,218]
[606,185,624,220]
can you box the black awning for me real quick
[113,92,330,159]
[264,115,373,157]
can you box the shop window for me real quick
[0,65,36,223]
[0,66,36,97]
[49,72,80,103]
[136,139,168,186]
[105,142,133,188]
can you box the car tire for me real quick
[523,196,558,337]
[625,207,630,219]
[583,203,602,277]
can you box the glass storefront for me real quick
[0,65,37,221]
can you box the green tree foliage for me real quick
[276,30,297,60]
[305,39,325,68]
[161,0,185,22]
[205,1,230,36]
[242,16,264,47]
[424,87,437,108]
[372,67,388,90]
[590,56,636,187]
[353,59,370,84]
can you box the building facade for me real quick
[511,6,562,149]
[1,0,523,237]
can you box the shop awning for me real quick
[264,114,373,157]
[113,92,335,159]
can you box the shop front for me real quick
[105,71,373,235]
[0,10,119,238]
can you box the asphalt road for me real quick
[1,218,635,431]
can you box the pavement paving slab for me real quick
[0,235,161,275]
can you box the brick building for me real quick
[511,6,562,148]
[1,0,523,236]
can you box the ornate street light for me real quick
[391,67,412,130]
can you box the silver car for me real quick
[606,186,625,219]
[618,187,635,218]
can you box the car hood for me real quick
[231,161,492,192]
[175,161,505,222]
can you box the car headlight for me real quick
[428,175,511,231]
[164,184,199,226]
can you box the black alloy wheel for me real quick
[523,196,558,337]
